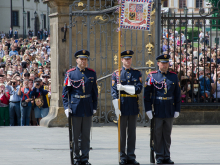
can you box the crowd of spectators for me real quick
[163,28,220,103]
[0,35,51,126]
[1,27,49,40]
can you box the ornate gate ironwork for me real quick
[68,0,156,124]
[161,8,220,105]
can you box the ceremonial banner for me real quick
[120,0,152,31]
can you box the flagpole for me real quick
[118,5,121,164]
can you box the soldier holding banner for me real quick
[144,54,181,164]
[111,50,142,165]
[62,50,98,165]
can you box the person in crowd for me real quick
[31,78,49,124]
[9,28,13,38]
[0,83,10,126]
[6,79,21,126]
[14,30,18,39]
[212,72,220,102]
[28,79,37,126]
[18,79,33,126]
[0,44,5,58]
[199,31,204,43]
[42,74,50,86]
[9,45,18,57]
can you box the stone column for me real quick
[40,0,75,127]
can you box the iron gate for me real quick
[68,0,156,124]
[161,8,220,105]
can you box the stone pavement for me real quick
[0,125,220,165]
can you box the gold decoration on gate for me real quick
[78,2,84,7]
[151,9,156,16]
[114,54,118,65]
[95,16,107,21]
[98,85,101,94]
[145,60,154,75]
[150,21,154,25]
[146,42,154,53]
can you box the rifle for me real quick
[68,92,74,165]
[150,87,155,163]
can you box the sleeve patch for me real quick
[139,77,142,83]
[112,80,115,86]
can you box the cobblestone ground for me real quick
[0,125,220,165]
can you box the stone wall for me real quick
[174,106,220,125]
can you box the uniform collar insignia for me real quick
[77,66,85,71]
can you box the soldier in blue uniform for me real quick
[62,50,98,165]
[111,50,143,165]
[144,54,181,164]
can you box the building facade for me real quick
[162,0,209,15]
[0,0,49,38]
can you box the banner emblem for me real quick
[121,0,152,31]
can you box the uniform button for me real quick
[127,76,129,78]
[127,72,129,74]
[128,80,130,82]
[82,77,84,79]
[71,101,73,103]
[82,72,84,74]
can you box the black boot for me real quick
[127,159,140,165]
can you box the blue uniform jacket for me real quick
[144,70,181,118]
[111,67,143,116]
[62,67,98,117]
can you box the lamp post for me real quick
[40,12,44,39]
[34,11,37,36]
[40,12,44,29]
[184,7,188,38]
[47,4,50,34]
[23,11,27,39]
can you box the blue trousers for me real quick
[9,102,21,126]
[20,105,32,126]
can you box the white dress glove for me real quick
[112,99,121,120]
[117,84,135,95]
[146,111,153,119]
[117,84,125,91]
[65,109,72,118]
[174,112,179,118]
[115,109,121,120]
[93,110,97,114]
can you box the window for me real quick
[179,0,186,9]
[27,11,30,27]
[12,11,19,26]
[44,14,46,29]
[163,1,168,7]
[196,0,203,8]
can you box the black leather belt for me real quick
[9,101,20,103]
[73,94,91,98]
